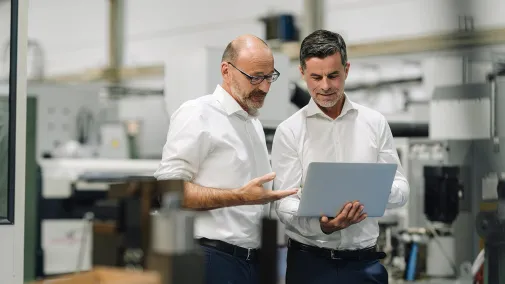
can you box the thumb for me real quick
[271,188,298,199]
[256,172,276,185]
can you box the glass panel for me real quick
[0,0,17,223]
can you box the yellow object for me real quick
[30,267,160,284]
[111,139,120,148]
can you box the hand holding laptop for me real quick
[319,201,367,234]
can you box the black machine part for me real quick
[498,179,505,222]
[423,166,462,225]
[290,83,311,109]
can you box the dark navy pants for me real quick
[285,247,389,284]
[201,245,259,284]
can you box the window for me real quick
[0,0,19,224]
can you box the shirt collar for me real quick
[306,93,357,119]
[213,85,255,119]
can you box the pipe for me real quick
[302,0,324,39]
[108,0,124,84]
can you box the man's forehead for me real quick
[305,56,344,73]
[237,58,274,74]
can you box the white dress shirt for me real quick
[271,95,409,250]
[153,85,272,249]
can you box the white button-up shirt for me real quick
[153,85,272,249]
[271,95,409,250]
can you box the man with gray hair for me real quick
[271,29,409,283]
[154,34,297,284]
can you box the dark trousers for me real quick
[201,245,259,284]
[285,247,389,284]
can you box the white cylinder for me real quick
[151,210,196,255]
[426,236,456,277]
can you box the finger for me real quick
[337,201,351,215]
[320,216,329,223]
[352,205,364,222]
[270,188,298,199]
[354,213,367,224]
[256,172,276,185]
[340,203,352,218]
[333,203,352,224]
[347,202,360,219]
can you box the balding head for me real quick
[220,34,276,116]
[221,34,271,64]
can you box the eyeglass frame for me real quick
[227,62,280,85]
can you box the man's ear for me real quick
[298,65,304,76]
[221,62,229,78]
[344,62,350,79]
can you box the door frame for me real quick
[0,0,28,282]
[14,0,28,279]
[0,0,19,225]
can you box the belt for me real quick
[197,238,259,261]
[288,238,386,261]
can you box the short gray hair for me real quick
[299,30,347,70]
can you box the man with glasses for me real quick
[154,34,297,284]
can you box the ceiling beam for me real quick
[347,27,505,58]
[44,27,505,83]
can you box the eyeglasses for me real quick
[227,62,280,85]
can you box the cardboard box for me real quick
[31,267,160,284]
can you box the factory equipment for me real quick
[35,158,159,277]
[101,86,169,160]
[387,138,476,281]
[422,165,465,278]
[23,83,103,159]
[427,63,505,283]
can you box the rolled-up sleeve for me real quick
[153,103,212,181]
[378,116,410,209]
[271,125,324,237]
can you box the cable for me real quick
[76,212,94,274]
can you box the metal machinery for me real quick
[395,138,475,281]
[35,158,160,278]
[1,83,106,281]
[4,82,168,281]
[425,64,505,283]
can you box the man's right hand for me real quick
[319,201,367,234]
[238,172,298,205]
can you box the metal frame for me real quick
[0,0,19,224]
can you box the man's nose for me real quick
[320,77,331,91]
[258,79,271,93]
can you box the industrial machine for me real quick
[425,63,505,283]
[35,158,160,278]
[382,138,471,281]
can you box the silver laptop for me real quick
[297,162,397,218]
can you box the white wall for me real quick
[1,0,302,78]
[2,0,505,79]
[326,0,505,44]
